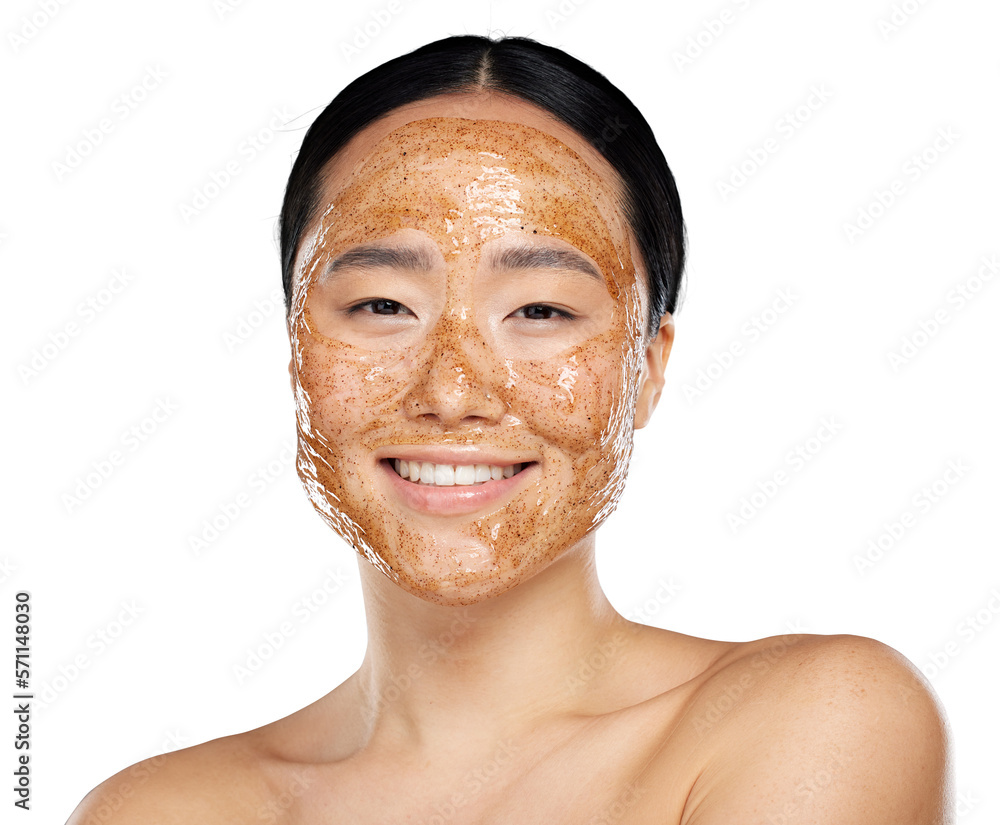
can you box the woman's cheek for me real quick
[295,335,412,419]
[504,340,623,456]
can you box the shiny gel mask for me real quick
[288,115,647,606]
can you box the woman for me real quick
[70,35,951,824]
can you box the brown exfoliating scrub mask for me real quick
[289,115,648,606]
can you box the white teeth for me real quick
[419,461,435,484]
[434,464,455,486]
[391,459,525,486]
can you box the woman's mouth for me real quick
[380,457,536,516]
[390,459,529,486]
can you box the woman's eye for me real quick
[514,304,573,321]
[348,299,411,316]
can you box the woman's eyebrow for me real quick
[489,245,603,280]
[323,245,436,280]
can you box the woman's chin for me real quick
[364,546,542,607]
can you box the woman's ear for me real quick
[634,313,674,430]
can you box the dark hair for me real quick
[279,34,685,333]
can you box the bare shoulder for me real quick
[65,731,288,825]
[679,633,954,824]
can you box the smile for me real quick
[390,459,528,486]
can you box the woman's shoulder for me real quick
[65,728,290,825]
[693,631,942,712]
[673,632,952,823]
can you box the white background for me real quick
[4,0,998,820]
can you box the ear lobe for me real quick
[287,357,296,393]
[634,314,674,430]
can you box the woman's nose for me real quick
[402,319,507,427]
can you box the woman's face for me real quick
[288,93,668,606]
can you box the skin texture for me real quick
[288,113,649,606]
[66,92,953,825]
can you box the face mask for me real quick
[288,116,648,606]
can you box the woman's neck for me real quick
[347,536,637,757]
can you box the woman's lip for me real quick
[380,459,537,516]
[374,445,539,466]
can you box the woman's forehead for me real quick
[306,113,636,299]
[320,91,623,196]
